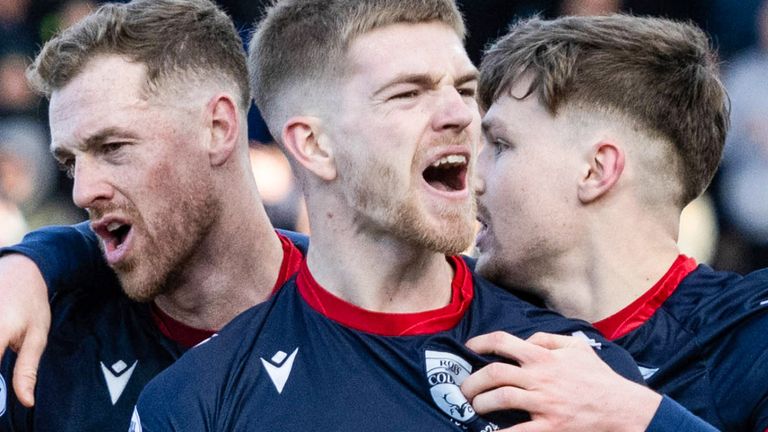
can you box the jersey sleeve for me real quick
[645,396,719,432]
[0,222,108,298]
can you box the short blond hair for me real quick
[249,0,465,139]
[28,0,250,111]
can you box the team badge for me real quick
[0,373,6,417]
[425,350,477,423]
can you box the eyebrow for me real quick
[372,70,479,98]
[51,127,140,161]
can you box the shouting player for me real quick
[130,0,641,430]
[0,1,304,430]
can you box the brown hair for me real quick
[479,15,729,206]
[249,0,466,139]
[27,0,250,110]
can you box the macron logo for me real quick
[100,360,138,405]
[571,331,602,350]
[638,366,660,380]
[260,348,298,394]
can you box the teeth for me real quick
[107,222,122,232]
[431,154,466,168]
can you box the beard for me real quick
[93,177,219,302]
[336,146,476,255]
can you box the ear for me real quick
[281,117,336,181]
[206,94,240,167]
[578,141,625,204]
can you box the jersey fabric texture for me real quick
[0,222,306,432]
[134,256,643,431]
[595,255,768,431]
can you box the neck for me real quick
[154,175,283,330]
[305,207,454,313]
[532,209,681,323]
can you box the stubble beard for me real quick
[106,181,219,302]
[339,152,476,256]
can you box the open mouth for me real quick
[92,219,134,265]
[104,222,132,251]
[422,154,468,193]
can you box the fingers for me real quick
[461,362,534,402]
[503,420,553,432]
[12,329,47,407]
[469,383,539,415]
[526,332,590,351]
[465,331,549,365]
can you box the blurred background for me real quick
[0,0,766,273]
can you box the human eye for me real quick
[389,89,421,100]
[101,142,127,154]
[487,136,511,158]
[457,85,477,98]
[56,157,75,179]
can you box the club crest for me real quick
[425,350,477,423]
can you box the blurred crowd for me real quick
[0,0,766,273]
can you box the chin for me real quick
[118,271,165,303]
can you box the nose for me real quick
[473,145,490,196]
[473,168,486,196]
[431,87,476,133]
[72,156,114,209]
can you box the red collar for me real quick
[296,256,474,336]
[151,231,304,347]
[593,255,697,340]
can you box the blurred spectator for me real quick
[0,119,54,210]
[0,197,27,246]
[249,143,308,233]
[0,53,37,117]
[0,0,34,55]
[678,194,719,264]
[717,0,768,272]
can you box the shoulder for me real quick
[135,290,300,430]
[705,303,768,428]
[465,261,643,384]
[664,265,768,329]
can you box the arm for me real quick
[646,397,719,432]
[0,222,107,407]
[0,254,49,408]
[460,332,717,432]
[0,222,105,299]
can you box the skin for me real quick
[463,79,684,430]
[49,56,221,302]
[475,79,679,322]
[0,22,676,428]
[0,53,284,406]
[285,22,481,312]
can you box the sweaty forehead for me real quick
[344,21,474,85]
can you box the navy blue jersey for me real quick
[0,224,307,432]
[596,256,768,431]
[134,256,642,431]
